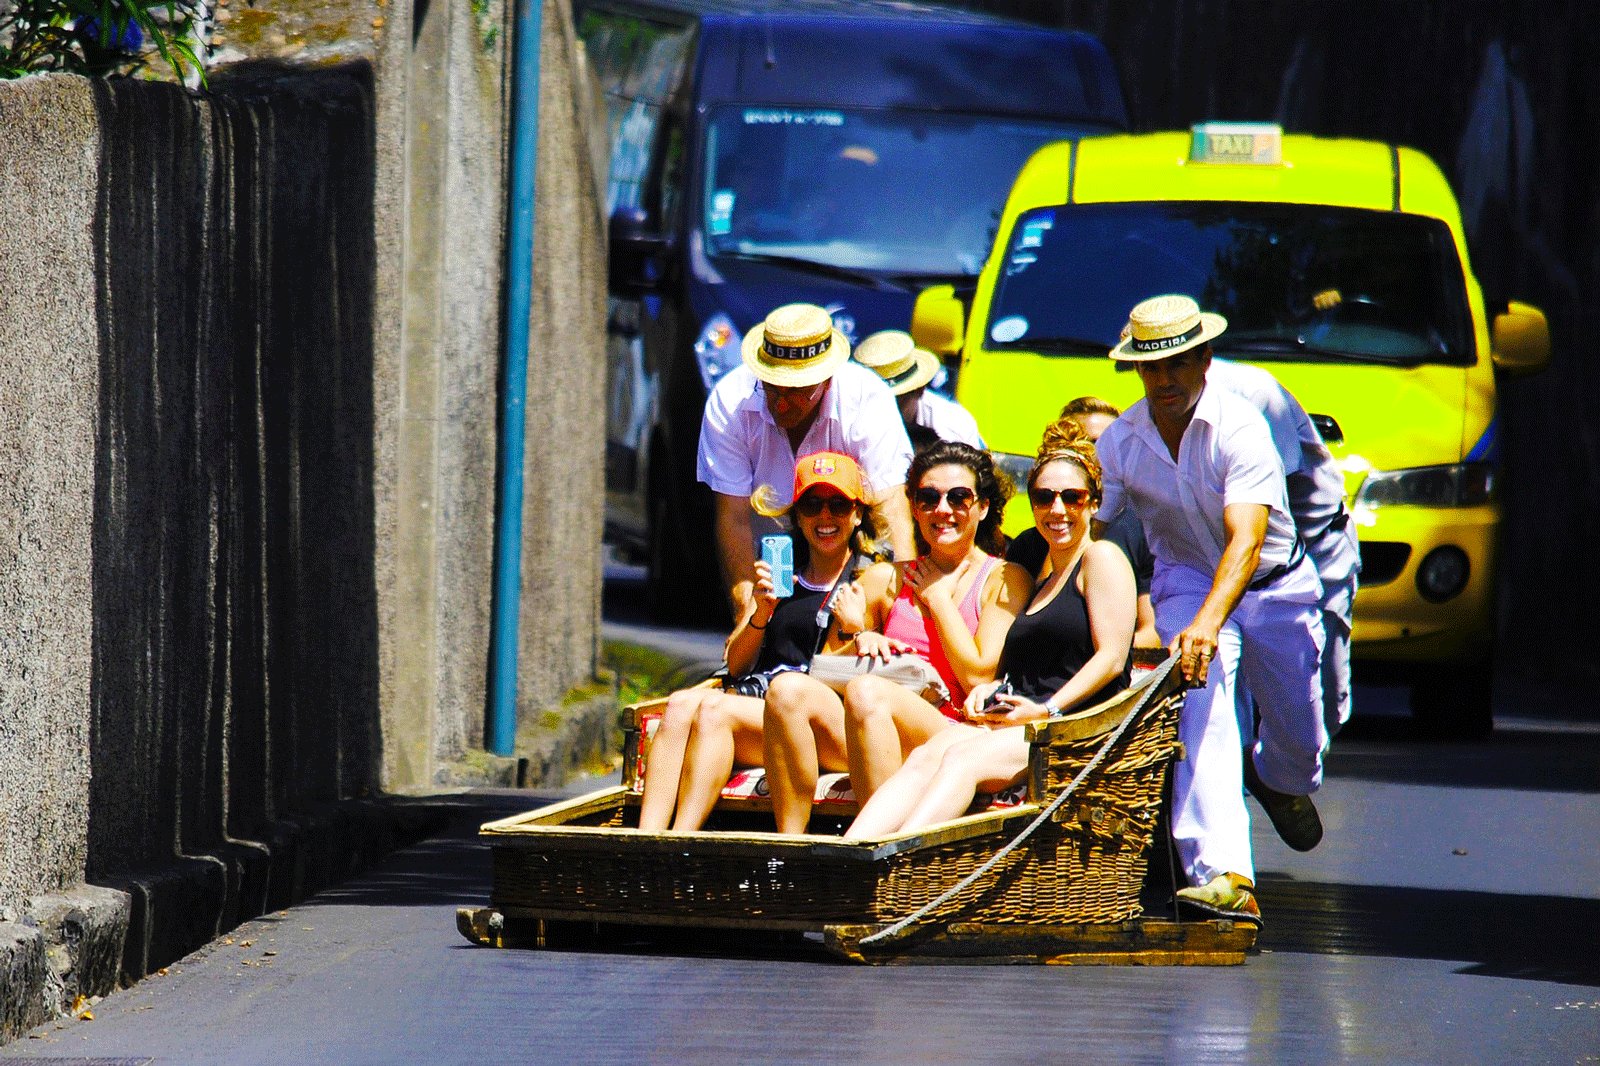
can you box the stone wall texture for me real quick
[0,75,100,912]
[0,0,607,921]
[957,0,1599,683]
[84,63,385,878]
[516,0,607,717]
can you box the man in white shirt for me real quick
[852,330,984,450]
[1208,360,1360,738]
[1095,295,1328,926]
[698,303,915,618]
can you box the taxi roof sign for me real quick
[1190,122,1283,165]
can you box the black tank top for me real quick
[999,556,1129,709]
[752,577,831,673]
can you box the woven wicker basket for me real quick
[481,658,1186,931]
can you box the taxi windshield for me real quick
[702,107,1099,279]
[985,202,1475,365]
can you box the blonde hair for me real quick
[750,484,788,519]
[1030,417,1103,500]
[748,484,884,566]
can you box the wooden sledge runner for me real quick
[458,655,1257,964]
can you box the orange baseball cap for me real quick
[793,451,867,503]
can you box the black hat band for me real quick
[1129,321,1204,354]
[879,360,923,388]
[764,333,832,362]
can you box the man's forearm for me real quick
[714,495,757,621]
[1195,535,1260,633]
[875,489,915,560]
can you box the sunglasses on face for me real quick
[794,494,856,518]
[911,485,978,512]
[1028,487,1092,509]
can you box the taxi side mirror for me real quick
[1490,300,1550,378]
[910,285,965,357]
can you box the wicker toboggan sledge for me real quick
[457,655,1257,964]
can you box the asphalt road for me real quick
[10,568,1599,1064]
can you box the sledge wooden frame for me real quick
[459,656,1258,964]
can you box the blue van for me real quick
[577,0,1127,613]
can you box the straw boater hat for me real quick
[1109,294,1228,362]
[741,303,852,387]
[851,330,940,396]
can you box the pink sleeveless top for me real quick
[883,554,1001,717]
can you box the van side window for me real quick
[576,10,694,219]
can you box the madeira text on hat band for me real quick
[1130,321,1205,354]
[764,334,832,362]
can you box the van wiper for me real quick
[1224,336,1437,366]
[992,336,1107,354]
[715,251,897,290]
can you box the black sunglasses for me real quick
[911,485,978,511]
[794,494,856,518]
[1028,487,1092,509]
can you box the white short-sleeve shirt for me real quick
[1096,384,1298,582]
[914,390,985,449]
[697,361,914,507]
[1209,360,1359,608]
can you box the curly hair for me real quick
[905,440,1009,556]
[1030,417,1103,502]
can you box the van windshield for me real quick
[985,202,1475,365]
[702,107,1097,279]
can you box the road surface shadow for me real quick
[1259,873,1600,987]
[1325,724,1600,793]
[297,792,1598,988]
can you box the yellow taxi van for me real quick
[913,123,1549,735]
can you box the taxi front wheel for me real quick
[1409,654,1494,740]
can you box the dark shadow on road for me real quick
[295,789,1600,986]
[296,793,557,910]
[1325,724,1600,793]
[1259,873,1600,987]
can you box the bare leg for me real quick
[896,727,1030,834]
[637,688,711,831]
[844,723,980,839]
[671,693,766,832]
[843,675,959,804]
[763,673,845,834]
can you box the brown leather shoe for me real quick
[1243,753,1324,852]
[1175,872,1262,926]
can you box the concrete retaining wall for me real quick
[0,0,608,1030]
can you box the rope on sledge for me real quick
[856,655,1180,949]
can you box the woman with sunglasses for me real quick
[637,452,894,832]
[763,441,1029,832]
[842,441,1033,807]
[845,424,1135,837]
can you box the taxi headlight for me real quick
[992,452,1034,495]
[693,312,741,392]
[1356,462,1495,509]
[1416,546,1470,603]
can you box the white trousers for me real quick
[1320,604,1352,737]
[1153,559,1328,885]
[1309,521,1359,737]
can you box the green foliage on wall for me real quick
[0,0,204,82]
